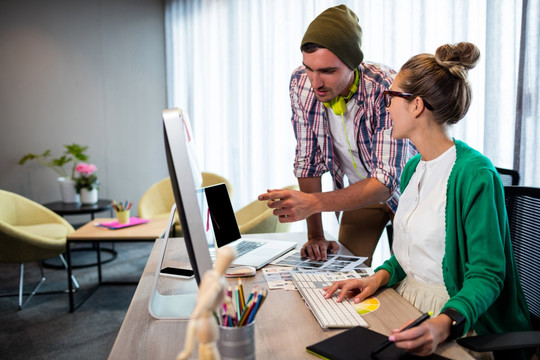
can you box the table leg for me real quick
[67,241,75,312]
[66,241,102,312]
[97,241,102,284]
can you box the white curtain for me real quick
[516,0,540,185]
[165,0,539,217]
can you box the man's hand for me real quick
[258,188,321,223]
[258,185,337,261]
[300,237,339,261]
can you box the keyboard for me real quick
[291,272,369,328]
[233,240,264,257]
[209,240,266,261]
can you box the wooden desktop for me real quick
[109,233,473,360]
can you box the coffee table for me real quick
[66,217,169,312]
[43,199,116,268]
[43,199,114,220]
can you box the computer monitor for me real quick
[162,108,213,284]
[148,108,214,319]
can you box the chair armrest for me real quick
[457,331,540,352]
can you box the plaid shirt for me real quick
[290,62,416,213]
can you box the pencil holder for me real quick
[116,209,130,224]
[218,321,255,360]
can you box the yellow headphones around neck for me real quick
[323,69,359,115]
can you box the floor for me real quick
[0,242,154,360]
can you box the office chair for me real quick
[237,184,299,234]
[138,172,234,236]
[0,189,79,309]
[457,186,540,359]
[496,167,520,186]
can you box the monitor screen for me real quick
[162,108,213,284]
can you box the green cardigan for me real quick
[376,140,531,336]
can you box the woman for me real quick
[323,42,531,358]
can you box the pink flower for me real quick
[75,163,97,176]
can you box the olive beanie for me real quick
[301,4,364,69]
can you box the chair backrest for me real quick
[0,189,73,263]
[236,184,299,234]
[138,177,174,219]
[0,190,18,224]
[138,172,234,219]
[201,172,234,198]
[504,186,540,330]
[497,167,520,186]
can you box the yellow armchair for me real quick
[137,177,176,222]
[138,172,234,236]
[0,189,77,309]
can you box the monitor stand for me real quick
[148,205,198,320]
[148,280,198,319]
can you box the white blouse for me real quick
[392,145,456,285]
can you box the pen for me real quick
[371,311,433,355]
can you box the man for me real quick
[258,5,415,265]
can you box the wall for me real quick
[0,0,168,215]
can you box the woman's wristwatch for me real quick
[441,308,466,340]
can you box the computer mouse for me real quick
[225,266,256,278]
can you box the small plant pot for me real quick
[80,188,98,204]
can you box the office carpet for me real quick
[0,242,155,360]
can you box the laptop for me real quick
[204,183,296,269]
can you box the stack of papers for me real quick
[263,251,373,290]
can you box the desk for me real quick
[66,217,169,312]
[109,233,473,360]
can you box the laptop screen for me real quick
[204,183,241,247]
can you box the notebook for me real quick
[306,326,450,360]
[204,183,296,269]
[97,217,149,230]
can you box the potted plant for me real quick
[19,144,90,203]
[74,163,100,204]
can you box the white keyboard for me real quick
[291,272,369,328]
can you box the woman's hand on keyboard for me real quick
[322,277,376,303]
[323,270,390,303]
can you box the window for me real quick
[165,0,539,213]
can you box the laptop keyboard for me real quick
[234,240,265,257]
[292,272,369,328]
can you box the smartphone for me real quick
[159,267,195,279]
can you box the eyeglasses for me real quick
[383,90,434,110]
